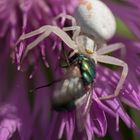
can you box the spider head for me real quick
[75,35,97,55]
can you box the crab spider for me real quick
[54,13,128,101]
[16,12,128,101]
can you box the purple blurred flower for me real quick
[1,0,140,140]
[104,0,140,40]
[0,70,32,140]
[0,104,21,140]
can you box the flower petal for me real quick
[90,99,107,137]
[0,104,21,140]
[84,114,95,140]
[65,113,75,140]
[95,67,140,134]
[8,73,32,140]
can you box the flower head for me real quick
[1,0,140,140]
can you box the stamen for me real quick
[40,44,49,68]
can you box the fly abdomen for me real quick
[52,77,84,111]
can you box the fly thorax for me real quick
[77,55,96,85]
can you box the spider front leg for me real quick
[16,25,51,45]
[62,26,81,41]
[96,55,128,100]
[97,42,125,55]
[16,25,76,61]
[54,13,81,40]
[54,13,77,26]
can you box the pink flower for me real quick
[0,0,140,140]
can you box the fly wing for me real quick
[75,94,87,131]
[75,87,93,131]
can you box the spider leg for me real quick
[96,55,128,100]
[54,13,77,26]
[16,25,51,45]
[61,44,71,67]
[97,43,125,55]
[18,26,76,60]
[62,26,81,40]
[54,13,80,40]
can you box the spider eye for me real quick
[85,48,94,54]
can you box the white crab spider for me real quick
[16,12,128,102]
